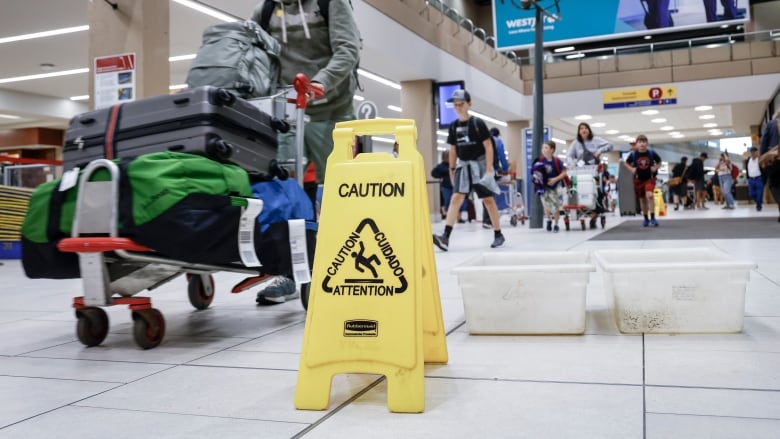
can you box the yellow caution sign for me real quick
[295,119,447,413]
[654,188,667,217]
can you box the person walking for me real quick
[433,89,505,251]
[251,0,361,305]
[686,152,709,210]
[716,153,736,209]
[760,110,780,221]
[625,134,662,227]
[566,122,613,167]
[745,147,764,211]
[535,141,568,232]
[669,157,688,210]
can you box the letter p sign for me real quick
[649,87,663,99]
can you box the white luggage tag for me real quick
[238,198,264,267]
[288,219,311,284]
[59,168,80,192]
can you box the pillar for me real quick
[87,0,170,110]
[400,79,438,217]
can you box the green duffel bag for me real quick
[22,152,253,279]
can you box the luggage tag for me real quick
[59,168,80,192]
[288,219,311,284]
[238,198,264,267]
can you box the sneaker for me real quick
[490,234,505,248]
[674,204,679,211]
[650,218,659,227]
[256,276,298,305]
[589,218,597,229]
[433,234,449,252]
[553,225,560,233]
[546,221,552,232]
[643,218,650,227]
[482,222,492,229]
[757,205,762,212]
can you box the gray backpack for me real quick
[186,20,280,98]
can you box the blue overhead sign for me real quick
[492,0,750,51]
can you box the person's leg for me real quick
[482,196,505,247]
[703,0,717,21]
[720,0,737,19]
[303,114,354,184]
[646,184,658,226]
[722,176,735,208]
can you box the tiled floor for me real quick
[1,202,779,438]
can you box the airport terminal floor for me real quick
[1,203,779,438]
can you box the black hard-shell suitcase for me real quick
[64,86,285,172]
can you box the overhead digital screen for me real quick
[493,0,750,50]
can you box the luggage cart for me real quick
[562,165,606,231]
[57,76,321,350]
[495,175,525,226]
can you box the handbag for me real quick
[668,176,682,187]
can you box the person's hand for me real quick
[308,82,325,100]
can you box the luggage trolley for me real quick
[495,175,526,226]
[58,76,321,350]
[562,164,606,231]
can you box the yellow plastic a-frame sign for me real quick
[295,119,447,413]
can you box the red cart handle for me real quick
[58,237,153,253]
[293,73,324,109]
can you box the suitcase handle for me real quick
[78,116,96,125]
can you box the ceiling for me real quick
[0,0,778,153]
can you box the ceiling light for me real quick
[591,122,606,128]
[650,118,667,123]
[660,126,674,131]
[357,69,401,90]
[710,131,722,136]
[551,137,567,144]
[565,53,585,59]
[708,128,722,133]
[0,114,21,119]
[669,131,680,135]
[643,35,652,40]
[671,134,685,138]
[574,114,592,120]
[641,109,659,115]
[387,105,402,113]
[0,68,89,84]
[169,54,196,62]
[703,123,718,128]
[554,46,575,53]
[694,105,713,111]
[69,95,89,101]
[353,95,365,101]
[699,114,716,120]
[468,110,507,127]
[605,129,619,135]
[706,44,721,49]
[0,25,89,45]
[171,0,238,22]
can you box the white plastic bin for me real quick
[593,248,756,334]
[452,252,595,335]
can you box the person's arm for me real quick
[592,136,614,158]
[651,152,662,173]
[311,0,361,94]
[496,139,509,173]
[483,138,495,174]
[566,142,578,167]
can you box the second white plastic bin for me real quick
[452,252,595,335]
[593,248,755,333]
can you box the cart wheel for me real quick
[300,282,311,310]
[510,215,518,227]
[520,216,525,225]
[132,308,165,349]
[580,220,586,231]
[187,274,215,310]
[76,307,109,347]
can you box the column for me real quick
[400,79,438,216]
[87,0,170,110]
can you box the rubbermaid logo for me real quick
[344,319,378,337]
